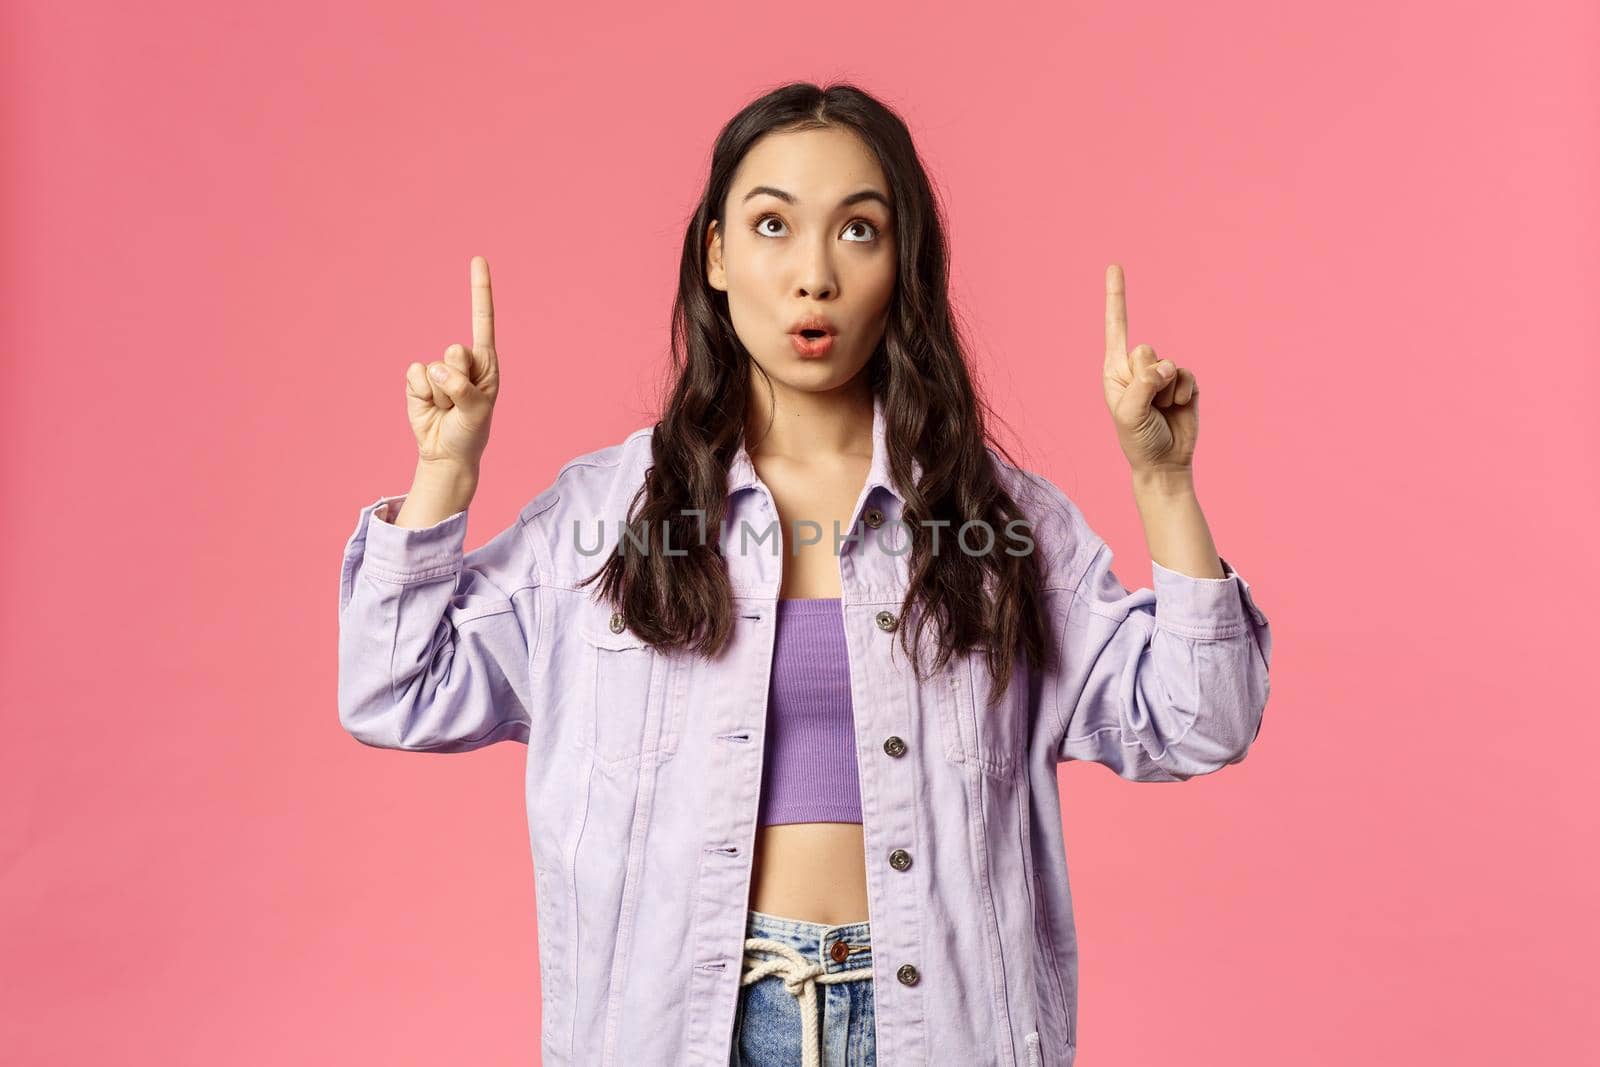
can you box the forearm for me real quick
[1129,468,1224,580]
[393,460,480,528]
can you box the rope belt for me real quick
[740,935,873,1067]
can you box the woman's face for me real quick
[706,126,897,396]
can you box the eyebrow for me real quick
[740,185,892,213]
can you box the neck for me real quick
[743,380,874,463]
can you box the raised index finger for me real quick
[471,255,495,354]
[1104,263,1128,365]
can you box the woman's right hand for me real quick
[406,255,501,473]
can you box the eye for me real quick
[752,215,788,238]
[750,215,884,243]
[842,219,881,242]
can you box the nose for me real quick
[794,232,838,301]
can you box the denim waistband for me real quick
[740,910,874,1067]
[744,909,872,956]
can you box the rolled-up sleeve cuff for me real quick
[1151,555,1268,639]
[358,493,470,583]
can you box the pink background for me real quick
[4,1,1596,1063]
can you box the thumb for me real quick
[425,359,490,419]
[1118,344,1174,421]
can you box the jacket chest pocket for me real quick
[934,648,1022,780]
[578,611,672,769]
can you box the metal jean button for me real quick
[875,610,897,632]
[889,848,912,872]
[883,735,907,758]
[896,963,920,986]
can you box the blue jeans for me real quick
[731,909,876,1067]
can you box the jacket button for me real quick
[889,848,912,871]
[609,611,625,634]
[829,940,850,963]
[883,735,906,758]
[875,610,897,632]
[896,963,920,986]
[863,507,884,529]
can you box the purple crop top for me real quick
[755,596,863,826]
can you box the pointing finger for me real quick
[1105,264,1128,369]
[471,255,495,359]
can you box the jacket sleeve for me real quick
[336,493,541,753]
[1046,520,1273,782]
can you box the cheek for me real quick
[725,230,782,275]
[856,252,896,316]
[859,242,895,293]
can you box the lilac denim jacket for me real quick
[336,394,1273,1066]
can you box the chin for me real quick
[773,361,868,393]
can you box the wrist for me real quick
[1130,466,1196,499]
[414,458,481,493]
[400,460,480,526]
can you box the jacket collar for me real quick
[725,392,920,504]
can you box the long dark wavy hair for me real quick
[578,81,1055,705]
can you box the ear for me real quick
[705,219,726,292]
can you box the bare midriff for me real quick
[748,822,871,926]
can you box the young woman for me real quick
[337,82,1273,1067]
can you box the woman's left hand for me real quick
[1101,263,1199,474]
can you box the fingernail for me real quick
[430,365,447,382]
[1157,362,1175,377]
